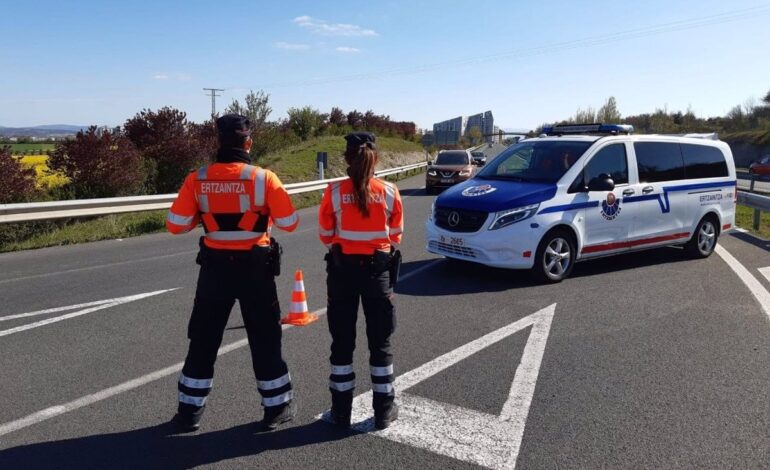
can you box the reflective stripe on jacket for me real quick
[166,162,298,250]
[318,177,403,255]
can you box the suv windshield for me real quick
[436,151,470,165]
[476,140,593,183]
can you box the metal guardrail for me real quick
[0,161,427,224]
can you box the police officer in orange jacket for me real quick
[319,132,403,429]
[166,114,299,432]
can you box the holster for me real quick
[268,237,283,277]
[388,249,402,288]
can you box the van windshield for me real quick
[435,151,470,165]
[476,140,593,183]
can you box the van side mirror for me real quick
[587,174,615,192]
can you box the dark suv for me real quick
[426,150,474,194]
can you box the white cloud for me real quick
[274,41,310,50]
[293,15,377,37]
[176,73,192,81]
[336,46,361,53]
[152,74,169,80]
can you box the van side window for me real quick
[681,144,728,179]
[634,142,686,183]
[569,144,628,192]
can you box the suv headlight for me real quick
[459,169,471,176]
[488,203,539,230]
[427,169,437,176]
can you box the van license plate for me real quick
[440,235,464,246]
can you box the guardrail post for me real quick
[750,174,761,230]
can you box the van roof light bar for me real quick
[542,123,634,136]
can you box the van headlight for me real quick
[427,169,437,176]
[488,204,539,230]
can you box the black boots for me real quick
[374,403,399,430]
[261,400,297,431]
[170,411,203,433]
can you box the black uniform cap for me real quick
[216,114,251,146]
[345,131,377,151]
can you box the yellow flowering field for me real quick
[17,155,70,190]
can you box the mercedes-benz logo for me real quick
[447,211,460,227]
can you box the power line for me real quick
[250,5,770,89]
[203,88,225,117]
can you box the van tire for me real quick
[532,229,576,283]
[686,215,719,258]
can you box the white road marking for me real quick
[0,299,116,322]
[715,245,770,322]
[398,258,443,283]
[0,308,327,438]
[0,251,196,285]
[321,304,556,470]
[0,289,179,337]
[759,266,770,285]
[733,227,749,234]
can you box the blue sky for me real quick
[2,0,770,130]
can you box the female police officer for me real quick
[318,132,403,429]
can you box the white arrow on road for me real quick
[0,289,179,338]
[321,303,556,470]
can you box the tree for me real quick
[329,107,346,126]
[571,107,596,124]
[467,126,483,145]
[49,128,145,199]
[287,106,323,141]
[346,110,364,129]
[124,107,212,193]
[596,96,622,123]
[224,90,272,129]
[0,145,36,203]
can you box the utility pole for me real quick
[203,88,224,118]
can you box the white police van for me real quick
[425,124,737,282]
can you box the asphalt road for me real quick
[1,173,769,469]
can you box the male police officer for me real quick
[166,114,299,432]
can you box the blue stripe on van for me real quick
[538,180,736,216]
[538,201,599,214]
[623,180,736,214]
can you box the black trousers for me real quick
[177,246,291,417]
[326,254,396,414]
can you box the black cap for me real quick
[344,131,376,150]
[216,114,251,146]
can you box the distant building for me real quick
[432,116,467,146]
[432,110,495,145]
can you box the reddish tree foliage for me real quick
[124,107,214,193]
[329,107,347,127]
[49,127,145,198]
[0,145,36,203]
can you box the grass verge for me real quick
[735,204,770,239]
[0,168,425,253]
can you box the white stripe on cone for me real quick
[291,301,308,313]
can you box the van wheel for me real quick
[532,229,575,283]
[686,216,719,258]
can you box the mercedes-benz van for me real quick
[425,124,737,282]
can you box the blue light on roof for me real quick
[542,123,634,135]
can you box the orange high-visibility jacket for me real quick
[318,177,403,255]
[166,162,299,250]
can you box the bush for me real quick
[49,127,146,198]
[0,145,37,203]
[124,107,215,193]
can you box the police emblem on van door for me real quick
[462,185,497,197]
[600,192,621,220]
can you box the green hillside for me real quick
[261,135,425,183]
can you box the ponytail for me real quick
[344,145,378,217]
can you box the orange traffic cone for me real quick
[280,269,319,326]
